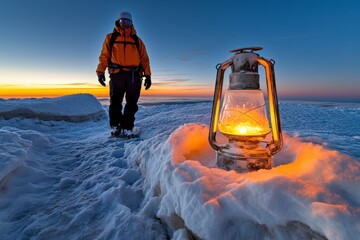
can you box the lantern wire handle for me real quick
[257,57,283,154]
[209,60,233,150]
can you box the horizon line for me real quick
[1,93,359,104]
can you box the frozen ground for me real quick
[0,94,359,240]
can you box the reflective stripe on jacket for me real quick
[96,25,151,76]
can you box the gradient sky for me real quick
[0,0,359,100]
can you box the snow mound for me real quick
[0,126,50,183]
[126,123,360,240]
[0,94,105,122]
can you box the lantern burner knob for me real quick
[230,47,263,54]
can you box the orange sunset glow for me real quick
[0,83,214,99]
[2,83,360,101]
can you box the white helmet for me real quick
[118,11,132,21]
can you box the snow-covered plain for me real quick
[0,93,359,240]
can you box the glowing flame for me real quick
[219,120,269,137]
[236,125,265,135]
[217,90,270,138]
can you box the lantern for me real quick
[209,47,283,172]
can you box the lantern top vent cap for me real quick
[230,47,263,54]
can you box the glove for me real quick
[98,74,106,87]
[144,75,151,90]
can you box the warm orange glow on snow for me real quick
[168,124,358,208]
[169,124,216,165]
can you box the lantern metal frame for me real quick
[208,47,283,172]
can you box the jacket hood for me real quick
[114,20,137,36]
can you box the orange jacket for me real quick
[96,25,151,76]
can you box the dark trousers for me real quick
[109,71,141,130]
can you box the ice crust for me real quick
[0,94,359,240]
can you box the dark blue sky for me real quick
[1,0,359,100]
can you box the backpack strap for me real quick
[109,32,140,58]
[130,34,143,73]
[109,31,119,65]
[131,34,140,52]
[108,32,142,71]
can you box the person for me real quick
[96,11,151,137]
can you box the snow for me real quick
[0,94,359,240]
[0,94,105,122]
